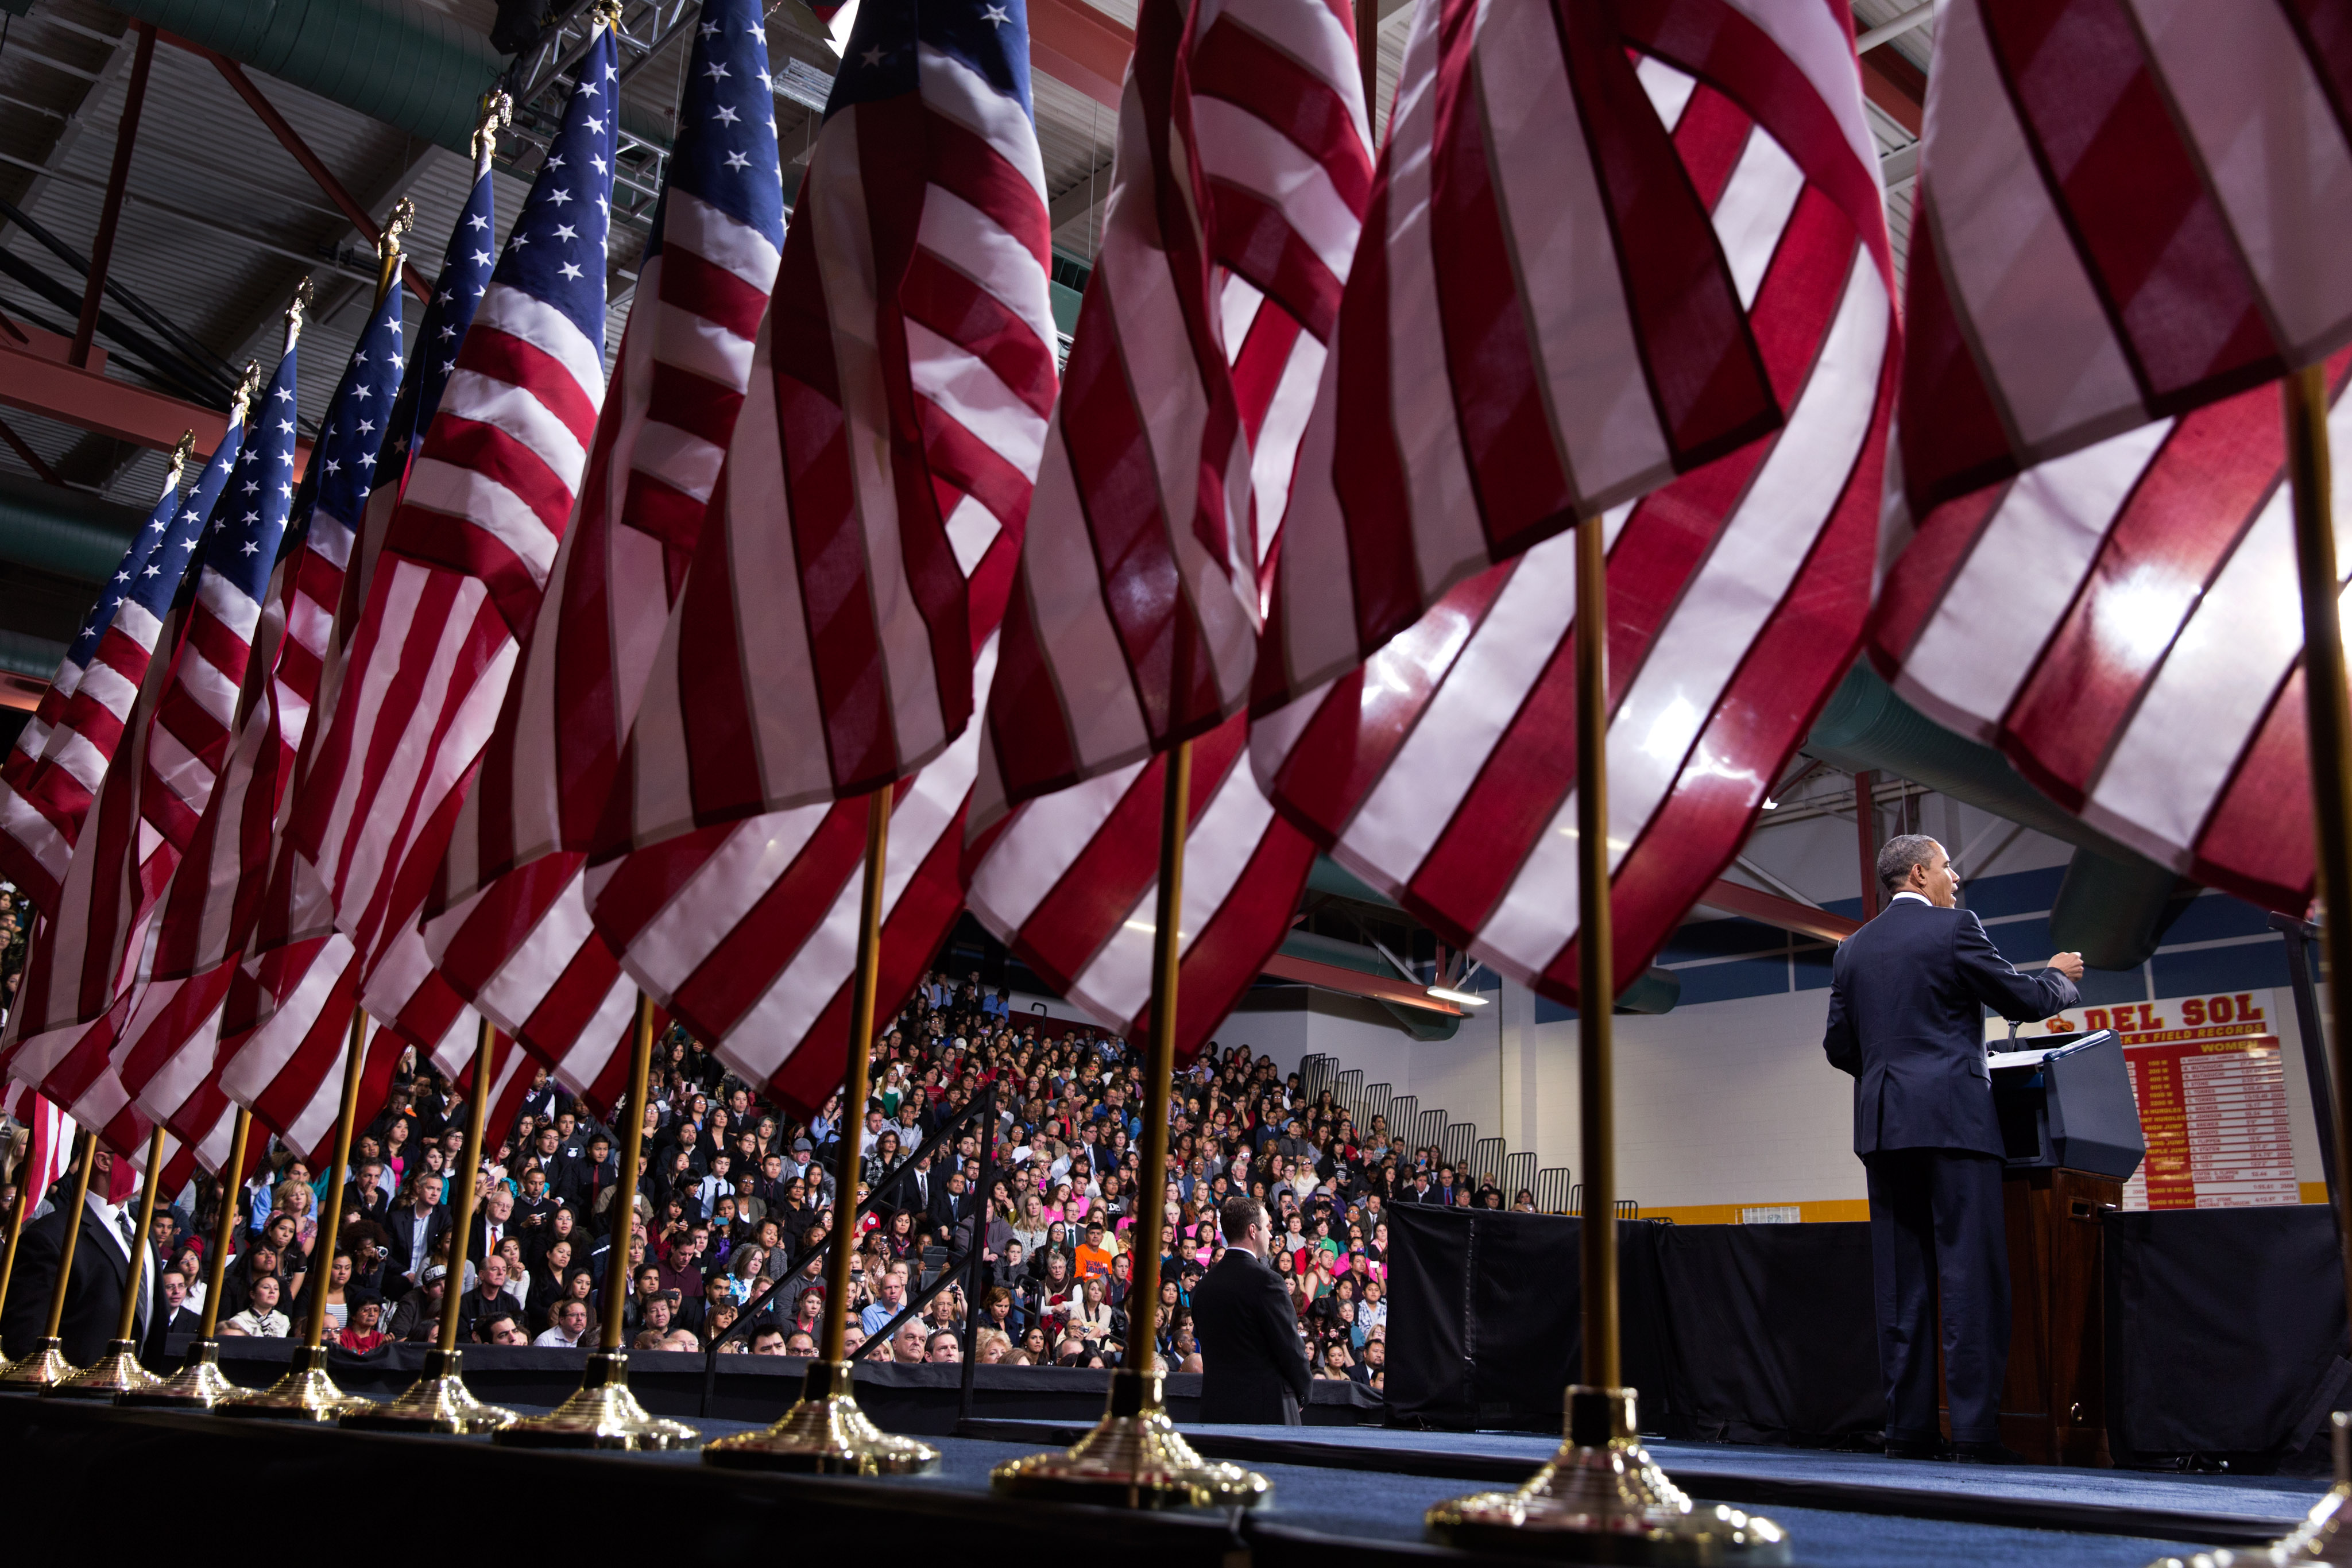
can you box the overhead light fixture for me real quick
[1761,797,1778,810]
[1426,985,1490,1007]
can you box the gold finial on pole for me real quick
[374,199,415,304]
[48,1122,168,1399]
[472,89,513,168]
[122,1106,253,1408]
[0,1129,99,1391]
[165,429,194,490]
[229,361,263,426]
[283,276,314,351]
[590,0,625,30]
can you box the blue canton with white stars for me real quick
[71,482,185,667]
[293,291,407,547]
[829,0,1035,123]
[652,0,784,260]
[111,406,250,627]
[388,167,498,472]
[207,345,300,605]
[498,25,619,346]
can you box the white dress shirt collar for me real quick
[1890,891,1932,907]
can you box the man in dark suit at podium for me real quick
[1190,1196,1312,1424]
[1825,834,2084,1465]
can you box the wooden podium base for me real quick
[1941,1167,2119,1465]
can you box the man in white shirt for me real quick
[535,1297,591,1348]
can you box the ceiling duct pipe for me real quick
[1804,664,2188,971]
[111,0,508,154]
[0,472,151,584]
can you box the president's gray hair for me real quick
[1876,833,1941,894]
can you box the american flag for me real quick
[969,0,1264,829]
[284,26,618,967]
[0,1082,74,1204]
[1251,0,1808,715]
[1873,0,2352,915]
[0,455,187,798]
[587,634,999,1115]
[1252,3,1897,1009]
[210,157,505,1151]
[964,0,1371,1056]
[416,0,786,1103]
[586,0,1053,1112]
[5,340,303,1081]
[966,710,1314,1060]
[112,289,408,1160]
[597,0,1057,850]
[0,393,250,912]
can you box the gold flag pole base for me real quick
[493,1350,697,1450]
[1427,1387,1788,1563]
[118,1339,244,1409]
[339,1347,516,1434]
[216,1344,370,1422]
[0,1338,79,1392]
[44,1337,161,1400]
[2148,1411,2351,1568]
[989,1368,1269,1509]
[703,1357,938,1474]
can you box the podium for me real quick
[1955,1032,2144,1464]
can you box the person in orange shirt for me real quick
[1074,1219,1116,1282]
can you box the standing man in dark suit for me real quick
[1,1148,154,1365]
[1189,1196,1313,1424]
[1824,834,2084,1464]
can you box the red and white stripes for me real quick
[601,26,1057,844]
[1252,18,1897,1008]
[1893,0,2352,527]
[966,711,1313,1061]
[1252,0,1794,713]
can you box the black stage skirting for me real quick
[0,1396,2320,1566]
[1387,1204,2350,1465]
[184,1338,1384,1431]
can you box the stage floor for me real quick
[0,1393,2326,1567]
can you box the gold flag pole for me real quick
[991,740,1268,1506]
[222,1007,373,1419]
[497,991,696,1448]
[0,1129,99,1390]
[0,1128,33,1375]
[2150,366,2352,1567]
[48,1122,168,1398]
[705,788,937,1472]
[1428,515,1787,1561]
[123,1107,251,1407]
[345,1019,516,1432]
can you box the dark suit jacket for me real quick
[1,1202,150,1365]
[1823,897,2080,1156]
[1189,1248,1313,1424]
[384,1204,453,1280]
[146,1304,204,1364]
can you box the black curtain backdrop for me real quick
[1390,1202,2349,1462]
[1385,1207,1676,1430]
[2107,1206,2349,1465]
[1650,1220,1883,1444]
